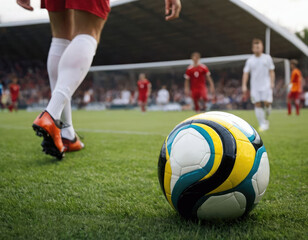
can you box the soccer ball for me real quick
[158,111,270,220]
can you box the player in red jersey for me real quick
[137,73,152,112]
[17,0,182,159]
[287,59,302,115]
[8,76,21,112]
[184,52,215,112]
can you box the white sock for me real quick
[255,107,265,126]
[47,38,75,140]
[46,34,97,120]
[47,38,70,91]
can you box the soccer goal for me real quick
[86,55,288,110]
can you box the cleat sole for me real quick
[32,124,64,160]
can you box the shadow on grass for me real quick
[34,155,63,166]
[174,211,258,228]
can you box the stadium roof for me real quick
[0,0,307,66]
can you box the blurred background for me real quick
[0,0,307,111]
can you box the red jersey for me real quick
[137,79,150,96]
[9,83,20,102]
[185,64,210,92]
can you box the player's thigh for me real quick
[72,10,107,42]
[48,10,74,40]
[287,92,293,103]
[139,95,147,103]
[191,91,201,101]
[201,90,208,102]
[293,92,300,104]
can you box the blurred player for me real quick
[156,85,170,105]
[242,39,275,131]
[8,76,20,112]
[184,52,215,112]
[17,0,182,159]
[137,73,152,112]
[287,59,302,115]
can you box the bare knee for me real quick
[255,102,262,108]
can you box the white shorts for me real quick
[251,89,273,104]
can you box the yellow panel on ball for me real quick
[207,125,256,195]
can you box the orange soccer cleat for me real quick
[32,111,65,159]
[62,135,85,152]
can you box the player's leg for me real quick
[33,10,73,158]
[201,89,208,112]
[138,98,143,112]
[35,9,107,158]
[191,92,200,112]
[46,10,106,118]
[8,97,13,112]
[263,101,271,130]
[251,91,265,129]
[264,101,272,119]
[47,10,77,141]
[287,92,292,115]
[143,101,147,112]
[47,37,85,153]
[254,102,265,129]
[263,88,273,129]
[140,99,146,112]
[295,92,300,115]
[45,10,106,135]
[14,100,18,112]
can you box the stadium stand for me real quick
[0,0,307,110]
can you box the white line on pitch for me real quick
[0,125,165,136]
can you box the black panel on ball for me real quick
[251,128,263,151]
[158,141,167,198]
[176,120,237,219]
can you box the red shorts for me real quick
[191,89,207,102]
[288,91,300,100]
[138,94,148,103]
[41,0,110,19]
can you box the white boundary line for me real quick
[0,125,165,136]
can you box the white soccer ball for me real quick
[158,111,270,220]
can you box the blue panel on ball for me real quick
[169,125,215,210]
[236,145,266,213]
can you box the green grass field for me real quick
[0,109,307,240]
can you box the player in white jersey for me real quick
[156,85,170,105]
[242,38,275,131]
